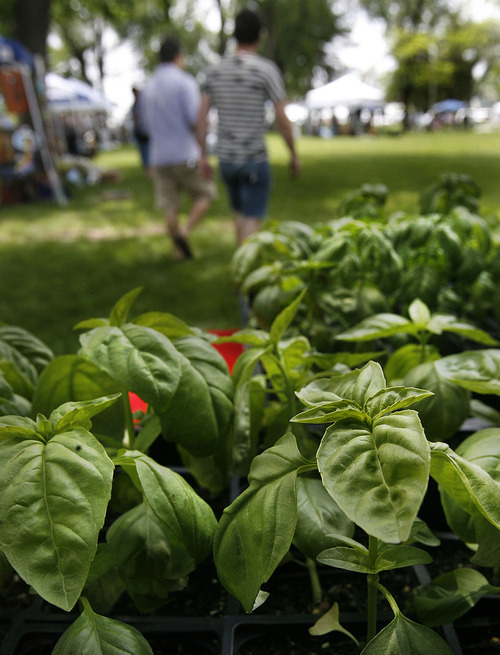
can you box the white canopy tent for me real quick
[305,73,384,110]
[44,73,112,113]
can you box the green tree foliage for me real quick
[244,0,343,96]
[387,19,500,114]
[359,0,453,32]
[359,0,500,123]
[359,0,456,125]
[2,0,342,99]
[439,19,500,103]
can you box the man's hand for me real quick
[198,156,214,181]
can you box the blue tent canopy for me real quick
[0,34,35,69]
[431,99,466,113]
[0,35,34,68]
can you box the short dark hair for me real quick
[234,9,261,45]
[159,37,181,63]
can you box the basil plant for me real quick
[214,360,500,653]
[0,288,235,653]
[336,298,498,441]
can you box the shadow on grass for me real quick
[0,226,241,355]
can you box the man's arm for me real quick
[274,100,300,178]
[196,93,213,179]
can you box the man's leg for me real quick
[235,160,270,245]
[236,213,260,245]
[182,195,212,238]
[165,207,187,259]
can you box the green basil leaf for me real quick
[440,486,477,544]
[130,414,161,453]
[132,311,195,339]
[318,411,430,543]
[435,349,500,395]
[408,299,431,326]
[293,475,354,560]
[0,370,12,398]
[115,450,216,565]
[375,545,432,571]
[306,350,384,372]
[53,598,153,654]
[83,543,126,614]
[31,355,124,443]
[309,602,359,644]
[0,324,53,372]
[0,360,33,399]
[341,361,387,406]
[50,394,121,434]
[441,429,500,561]
[231,345,271,387]
[336,313,415,342]
[74,318,109,329]
[471,516,500,566]
[385,344,440,385]
[470,398,500,426]
[109,286,143,326]
[0,415,40,440]
[413,568,499,627]
[404,361,470,442]
[216,328,268,347]
[157,335,234,456]
[214,433,315,612]
[456,427,500,476]
[292,399,364,425]
[361,612,454,654]
[231,375,266,476]
[298,362,387,409]
[318,545,431,574]
[366,386,433,420]
[317,546,371,573]
[106,502,192,612]
[269,288,306,345]
[295,378,343,407]
[428,315,498,345]
[0,341,37,397]
[406,518,441,547]
[430,442,500,531]
[80,324,182,408]
[0,430,114,610]
[0,393,31,419]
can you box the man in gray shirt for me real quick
[198,9,300,245]
[141,37,216,259]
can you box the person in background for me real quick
[131,86,150,170]
[197,7,300,246]
[139,37,216,259]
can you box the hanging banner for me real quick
[0,35,66,206]
[0,68,29,114]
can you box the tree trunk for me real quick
[215,0,227,55]
[13,0,51,61]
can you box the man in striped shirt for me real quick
[198,8,300,245]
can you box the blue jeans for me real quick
[219,160,271,218]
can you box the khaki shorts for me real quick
[151,162,216,211]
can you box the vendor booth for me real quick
[305,73,385,136]
[0,35,66,205]
[43,72,113,158]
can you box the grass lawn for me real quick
[1,129,499,355]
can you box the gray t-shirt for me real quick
[203,52,286,163]
[141,63,201,167]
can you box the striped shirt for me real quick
[203,52,287,162]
